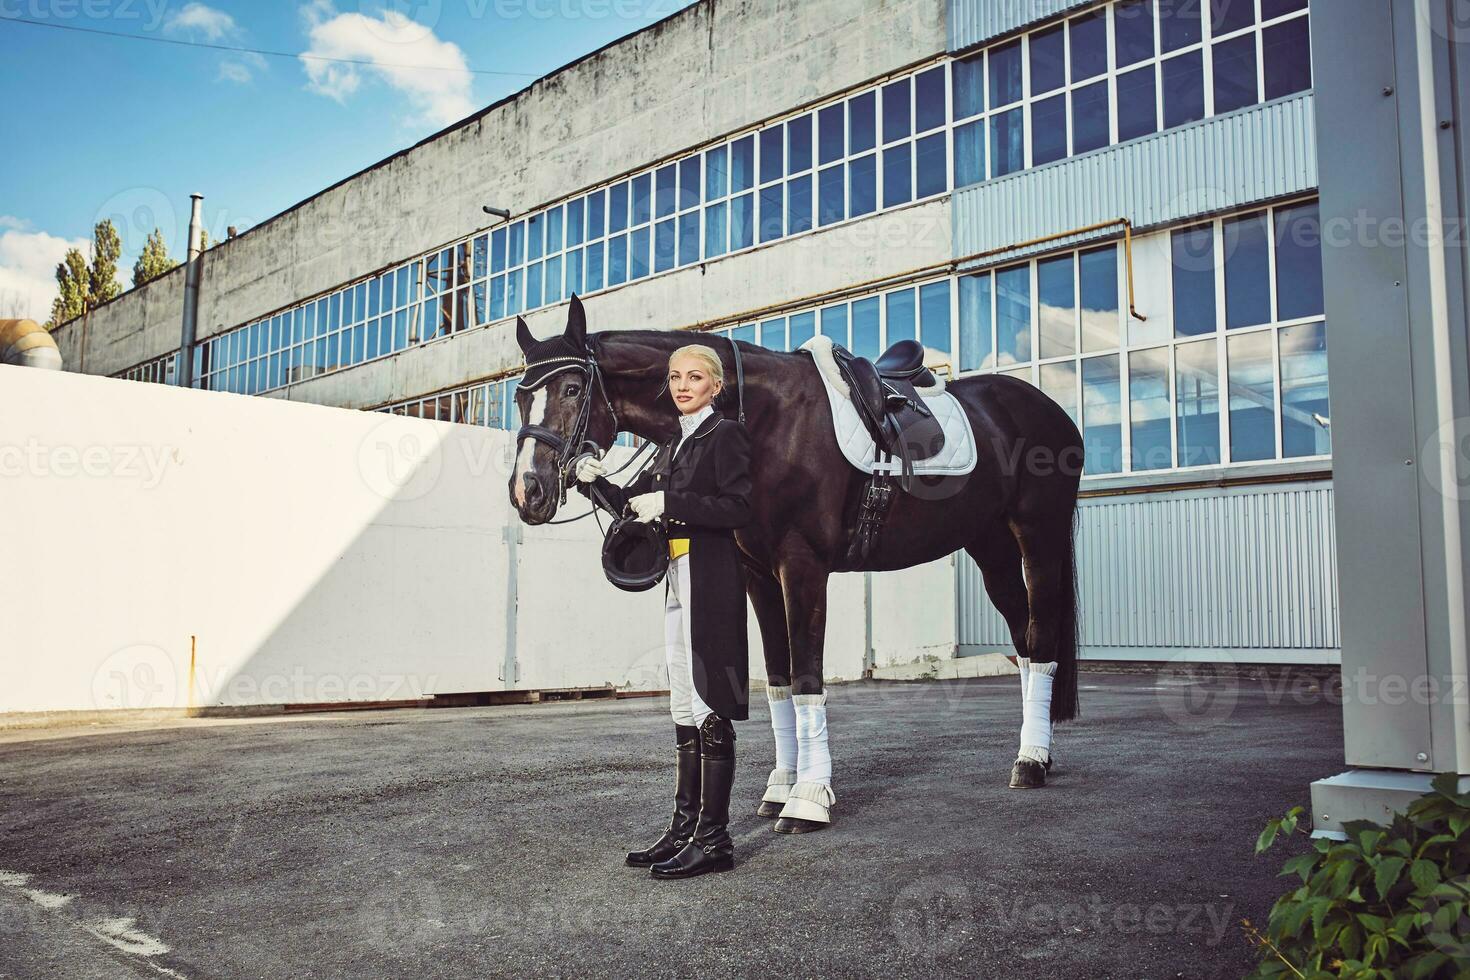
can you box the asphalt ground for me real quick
[0,672,1344,979]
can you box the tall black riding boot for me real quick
[625,725,701,867]
[650,714,736,879]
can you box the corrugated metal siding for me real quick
[949,0,1100,52]
[957,481,1340,655]
[954,94,1318,270]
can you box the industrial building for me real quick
[51,0,1329,668]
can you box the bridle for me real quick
[514,334,747,517]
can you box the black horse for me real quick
[509,296,1083,807]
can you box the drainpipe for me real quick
[176,193,204,387]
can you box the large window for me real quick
[951,0,1312,187]
[953,198,1328,477]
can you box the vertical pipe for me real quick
[1413,0,1470,770]
[176,193,204,388]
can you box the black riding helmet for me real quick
[601,514,668,592]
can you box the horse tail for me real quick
[1051,503,1082,723]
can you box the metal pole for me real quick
[176,193,203,387]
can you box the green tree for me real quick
[132,227,180,287]
[46,219,123,329]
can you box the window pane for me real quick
[1223,211,1271,328]
[525,262,543,308]
[1175,338,1221,466]
[654,219,675,273]
[731,323,756,345]
[1228,330,1276,461]
[1115,0,1156,67]
[882,78,911,143]
[788,174,813,234]
[1080,245,1120,351]
[1030,24,1066,95]
[1130,347,1172,470]
[731,193,754,250]
[607,233,627,285]
[996,264,1031,365]
[1172,224,1216,336]
[915,65,946,132]
[631,173,651,225]
[852,90,870,155]
[1280,321,1330,457]
[759,126,784,185]
[1069,10,1108,82]
[959,273,993,371]
[527,213,544,261]
[1275,201,1323,319]
[1116,65,1159,141]
[953,52,984,119]
[508,222,525,265]
[759,317,785,349]
[570,198,589,247]
[990,39,1023,107]
[609,182,630,233]
[1213,34,1259,114]
[1162,50,1206,128]
[920,280,951,354]
[819,164,845,226]
[886,288,916,344]
[1040,361,1079,428]
[1159,0,1202,51]
[588,190,606,239]
[545,206,564,254]
[882,143,912,208]
[788,113,813,173]
[992,108,1025,177]
[1262,0,1307,18]
[1037,255,1076,359]
[790,311,816,349]
[1263,16,1312,100]
[819,104,845,165]
[916,131,946,197]
[954,119,985,187]
[655,164,677,219]
[491,227,507,274]
[821,303,849,346]
[491,275,506,320]
[1082,355,1123,474]
[1071,80,1110,154]
[679,157,700,210]
[1212,0,1254,34]
[629,227,649,278]
[705,147,728,201]
[586,241,605,291]
[731,138,754,193]
[852,296,880,359]
[759,182,783,243]
[850,154,877,217]
[1032,94,1068,166]
[703,203,727,258]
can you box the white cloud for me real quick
[0,220,91,323]
[164,2,239,42]
[300,1,474,127]
[218,51,269,84]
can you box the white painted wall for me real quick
[0,367,955,716]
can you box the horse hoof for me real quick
[1009,759,1047,789]
[774,816,829,834]
[756,800,783,819]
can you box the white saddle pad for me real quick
[797,335,978,478]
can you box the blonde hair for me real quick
[668,344,725,388]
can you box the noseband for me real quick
[515,347,620,507]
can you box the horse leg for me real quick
[745,565,797,818]
[965,529,1053,775]
[773,550,835,834]
[1008,517,1082,789]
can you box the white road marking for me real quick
[83,916,170,957]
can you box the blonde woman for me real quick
[574,343,754,879]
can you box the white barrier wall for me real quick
[0,366,956,716]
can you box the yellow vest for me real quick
[668,536,690,559]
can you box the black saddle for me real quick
[873,339,936,386]
[829,340,946,493]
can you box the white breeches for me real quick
[664,554,714,728]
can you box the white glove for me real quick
[574,454,606,483]
[628,491,664,523]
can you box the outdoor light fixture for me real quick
[482,205,511,220]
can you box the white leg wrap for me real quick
[767,685,797,773]
[783,692,835,823]
[1018,660,1055,764]
[762,766,797,805]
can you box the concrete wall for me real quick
[0,366,952,717]
[52,0,947,383]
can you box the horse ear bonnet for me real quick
[520,330,590,390]
[602,515,668,592]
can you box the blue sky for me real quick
[0,0,693,322]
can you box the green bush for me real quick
[1245,773,1470,979]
